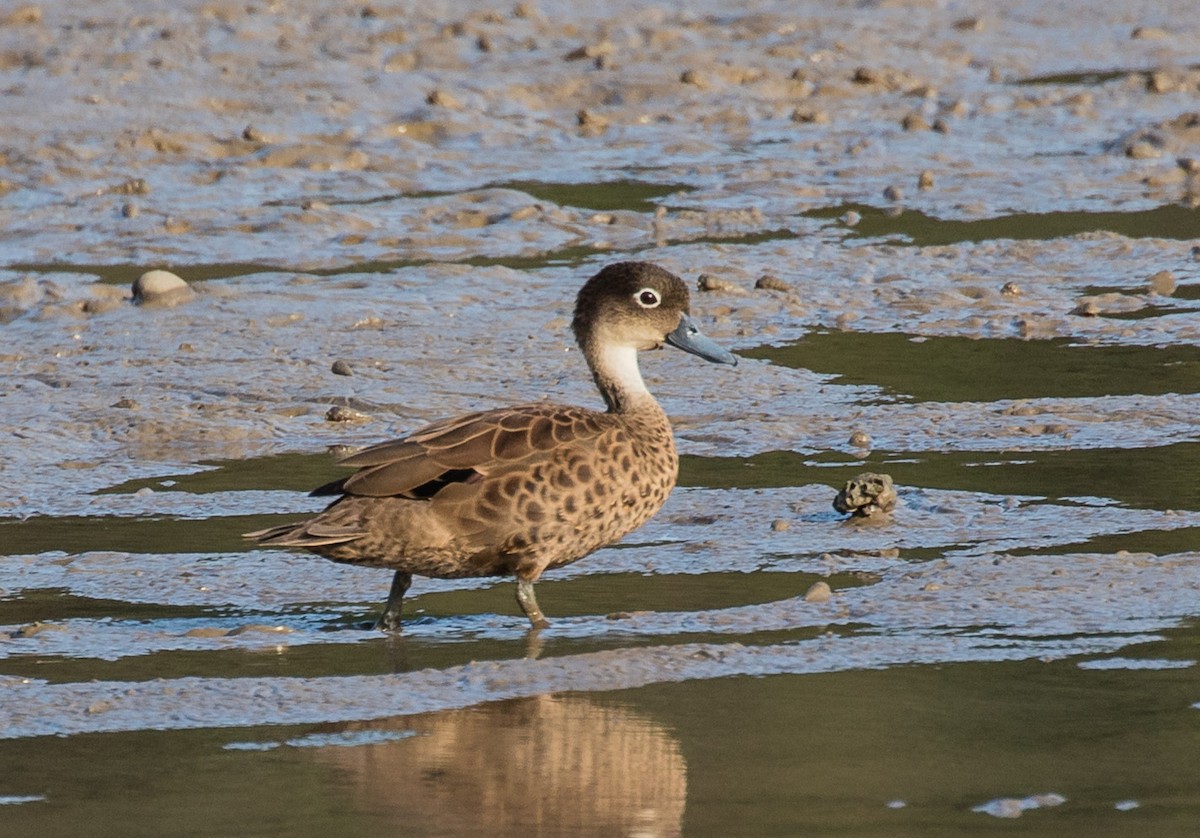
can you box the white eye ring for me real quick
[635,288,661,308]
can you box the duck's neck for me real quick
[587,343,658,414]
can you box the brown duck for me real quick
[245,261,737,630]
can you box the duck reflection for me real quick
[311,694,686,837]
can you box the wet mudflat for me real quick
[3,0,1200,834]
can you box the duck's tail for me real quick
[243,520,363,548]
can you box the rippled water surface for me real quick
[3,0,1200,835]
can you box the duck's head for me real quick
[572,261,736,411]
[572,261,737,366]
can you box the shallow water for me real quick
[4,0,1200,835]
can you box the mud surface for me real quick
[3,1,1200,834]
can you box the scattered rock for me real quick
[326,405,371,423]
[770,518,790,532]
[804,581,832,603]
[841,210,861,226]
[697,274,740,293]
[1112,112,1200,158]
[883,184,903,202]
[1131,26,1169,40]
[1071,299,1099,317]
[425,88,462,108]
[848,430,872,448]
[901,112,930,131]
[576,108,608,134]
[132,270,195,307]
[109,177,149,195]
[918,169,935,190]
[11,621,67,638]
[1126,140,1161,159]
[790,107,829,124]
[112,397,139,409]
[1146,270,1176,296]
[331,359,354,376]
[563,41,612,61]
[833,472,897,518]
[1070,293,1144,317]
[1000,281,1022,296]
[754,274,791,292]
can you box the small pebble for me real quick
[755,274,791,292]
[804,581,832,603]
[121,202,139,218]
[771,519,790,532]
[425,88,461,108]
[697,274,739,293]
[1126,140,1161,159]
[901,112,930,131]
[841,210,861,226]
[112,397,139,409]
[112,177,149,195]
[1146,270,1176,296]
[1070,299,1099,317]
[576,108,608,133]
[848,429,871,448]
[1131,26,1169,39]
[790,108,829,124]
[883,184,903,202]
[331,359,354,376]
[132,269,195,307]
[918,169,935,190]
[326,405,371,423]
[1000,281,1022,296]
[1146,72,1173,94]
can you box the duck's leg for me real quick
[374,571,412,632]
[515,578,550,630]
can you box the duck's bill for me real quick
[665,314,738,366]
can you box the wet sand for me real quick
[3,1,1200,834]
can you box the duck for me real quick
[244,261,737,630]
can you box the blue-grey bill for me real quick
[665,314,738,366]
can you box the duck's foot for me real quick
[516,578,550,630]
[373,570,412,633]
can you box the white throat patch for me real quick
[597,343,648,396]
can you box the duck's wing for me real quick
[319,403,612,500]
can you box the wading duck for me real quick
[245,261,737,630]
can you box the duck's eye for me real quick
[635,288,661,308]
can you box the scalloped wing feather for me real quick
[335,403,612,499]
